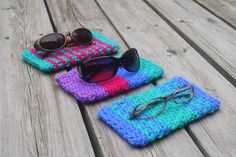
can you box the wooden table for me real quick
[1,0,236,156]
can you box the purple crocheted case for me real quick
[97,77,220,147]
[21,32,119,72]
[55,58,164,103]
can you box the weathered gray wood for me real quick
[46,0,204,156]
[195,0,236,29]
[0,0,94,156]
[95,0,236,156]
[145,0,236,87]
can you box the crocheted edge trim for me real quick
[139,57,164,81]
[21,50,54,72]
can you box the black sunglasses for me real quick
[77,48,140,83]
[130,84,194,120]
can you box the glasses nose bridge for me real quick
[120,60,131,71]
[112,57,122,67]
[119,59,124,66]
[65,31,73,37]
[161,94,172,101]
[64,32,74,45]
[119,56,130,71]
[64,32,71,38]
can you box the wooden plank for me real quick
[0,0,95,156]
[195,0,236,29]
[145,0,236,87]
[45,0,204,156]
[94,0,236,156]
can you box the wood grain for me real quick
[95,0,236,156]
[45,0,204,156]
[145,0,236,86]
[195,0,236,29]
[0,0,94,156]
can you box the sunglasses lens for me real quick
[80,57,118,83]
[72,28,93,44]
[40,33,65,50]
[121,48,140,72]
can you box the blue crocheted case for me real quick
[97,77,220,147]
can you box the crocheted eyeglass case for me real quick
[55,57,164,103]
[97,77,220,147]
[21,32,119,72]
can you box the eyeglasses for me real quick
[77,48,140,83]
[129,84,194,120]
[34,28,93,56]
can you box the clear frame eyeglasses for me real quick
[129,84,195,120]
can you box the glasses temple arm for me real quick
[173,84,194,95]
[130,98,165,119]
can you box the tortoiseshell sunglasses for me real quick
[34,28,93,56]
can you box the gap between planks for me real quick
[44,0,207,157]
[42,0,105,156]
[93,1,209,156]
[90,0,236,156]
[43,0,58,32]
[0,0,95,156]
[143,0,236,87]
[194,0,236,30]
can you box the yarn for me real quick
[97,77,220,147]
[21,32,119,72]
[55,57,164,103]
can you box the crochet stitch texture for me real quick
[55,57,164,103]
[97,77,220,147]
[21,32,119,72]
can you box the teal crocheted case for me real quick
[21,32,119,72]
[97,77,220,147]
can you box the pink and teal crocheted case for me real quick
[55,57,164,103]
[21,32,119,72]
[97,77,220,147]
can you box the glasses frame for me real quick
[130,84,195,120]
[77,48,140,83]
[34,28,93,55]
